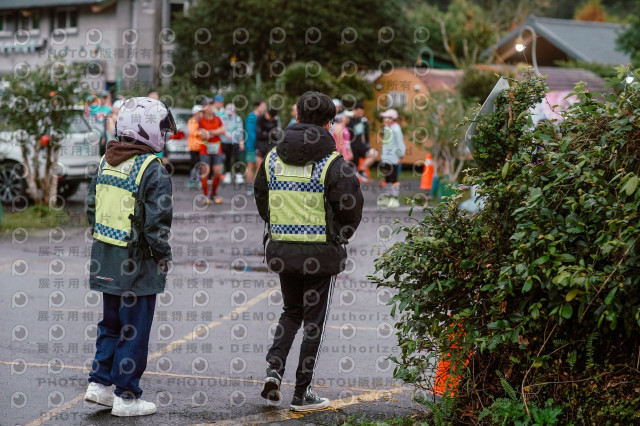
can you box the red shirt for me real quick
[198,115,223,155]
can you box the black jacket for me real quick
[255,114,281,152]
[87,157,173,296]
[254,123,364,276]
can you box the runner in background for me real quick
[187,104,204,189]
[220,103,245,185]
[196,97,226,205]
[379,108,405,208]
[347,102,375,183]
[244,99,266,196]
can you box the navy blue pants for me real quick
[89,293,156,399]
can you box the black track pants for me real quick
[266,274,335,397]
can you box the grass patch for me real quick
[0,204,69,230]
[341,416,425,426]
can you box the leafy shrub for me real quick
[371,67,640,424]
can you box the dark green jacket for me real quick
[87,159,173,296]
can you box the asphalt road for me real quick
[0,173,434,425]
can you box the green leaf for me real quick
[560,304,573,319]
[532,256,549,267]
[502,161,510,179]
[566,289,580,302]
[604,287,617,305]
[623,176,638,196]
[522,279,533,293]
[556,253,576,263]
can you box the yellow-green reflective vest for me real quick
[93,153,160,247]
[265,149,340,243]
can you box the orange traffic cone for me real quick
[433,322,471,397]
[420,154,434,191]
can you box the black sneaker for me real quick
[290,391,330,412]
[260,370,281,402]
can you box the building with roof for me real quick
[365,63,610,165]
[490,15,631,67]
[0,0,191,92]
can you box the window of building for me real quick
[169,1,187,29]
[0,12,13,34]
[18,11,40,31]
[55,8,78,31]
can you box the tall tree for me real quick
[171,0,414,89]
[617,0,640,66]
[407,0,545,68]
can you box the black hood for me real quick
[276,123,336,166]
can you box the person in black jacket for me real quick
[255,108,281,159]
[254,91,363,411]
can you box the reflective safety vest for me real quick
[265,149,340,243]
[93,153,160,247]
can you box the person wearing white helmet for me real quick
[84,96,176,417]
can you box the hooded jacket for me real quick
[254,123,364,276]
[87,141,173,296]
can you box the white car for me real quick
[0,112,101,204]
[164,107,194,167]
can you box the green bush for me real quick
[371,67,640,424]
[457,68,509,104]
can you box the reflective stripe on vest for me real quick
[265,150,340,243]
[93,153,160,247]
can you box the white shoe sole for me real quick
[111,407,157,417]
[84,392,113,407]
[290,400,330,412]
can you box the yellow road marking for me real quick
[25,394,85,426]
[190,388,407,426]
[20,287,273,425]
[147,288,271,360]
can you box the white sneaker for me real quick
[235,173,245,184]
[389,197,400,208]
[84,382,114,407]
[111,395,157,417]
[223,172,231,184]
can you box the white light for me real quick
[515,43,525,52]
[625,75,634,84]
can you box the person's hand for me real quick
[239,141,245,151]
[159,259,170,272]
[198,129,211,140]
[225,132,232,139]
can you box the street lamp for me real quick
[514,25,540,75]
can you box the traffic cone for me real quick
[420,154,434,191]
[433,321,471,397]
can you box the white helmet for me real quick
[192,104,203,114]
[115,97,177,152]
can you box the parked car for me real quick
[0,112,101,204]
[164,107,194,167]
